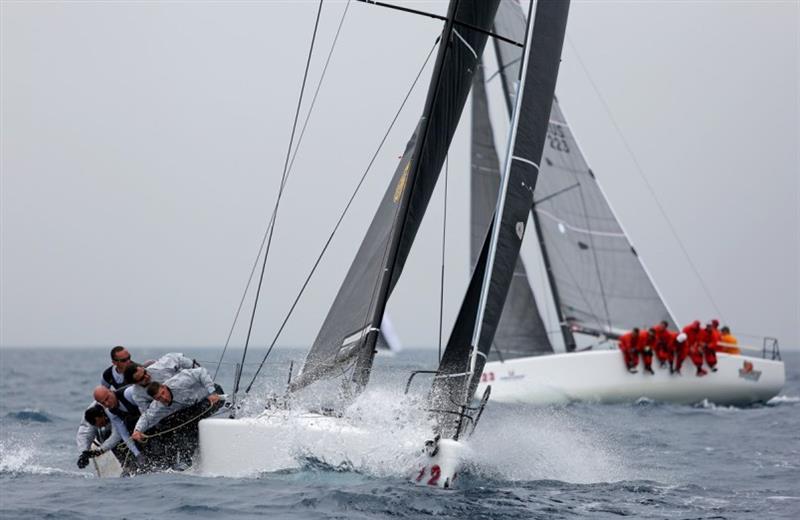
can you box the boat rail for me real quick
[719,337,781,361]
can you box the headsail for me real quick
[290,0,501,393]
[433,0,571,432]
[470,62,553,360]
[534,99,676,335]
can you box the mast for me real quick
[491,2,576,351]
[433,0,571,426]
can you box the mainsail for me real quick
[290,0,501,392]
[433,0,571,429]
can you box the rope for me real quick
[138,401,217,441]
[437,154,448,363]
[234,0,325,395]
[243,38,441,394]
[214,0,350,381]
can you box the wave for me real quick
[766,395,800,406]
[0,439,85,478]
[3,409,56,423]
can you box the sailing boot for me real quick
[696,368,708,377]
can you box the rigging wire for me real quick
[214,0,351,380]
[437,154,448,363]
[243,38,441,394]
[565,35,726,322]
[233,0,325,395]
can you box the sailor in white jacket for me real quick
[76,403,116,468]
[130,367,221,442]
[123,353,197,411]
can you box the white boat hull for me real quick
[477,350,785,406]
[198,411,370,477]
[198,408,468,488]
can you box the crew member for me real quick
[92,385,142,461]
[719,325,741,354]
[76,403,112,468]
[641,329,656,374]
[652,321,675,369]
[671,332,688,374]
[123,353,197,411]
[131,367,222,442]
[698,322,719,372]
[682,321,706,376]
[619,328,646,373]
[100,346,134,390]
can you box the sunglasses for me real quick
[114,356,131,363]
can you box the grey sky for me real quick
[1,1,798,352]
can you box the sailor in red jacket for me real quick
[671,332,688,374]
[652,321,674,370]
[682,320,706,376]
[619,328,646,373]
[698,322,719,372]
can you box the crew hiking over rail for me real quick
[618,320,740,377]
[75,346,225,476]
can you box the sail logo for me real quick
[500,370,525,381]
[393,162,411,203]
[515,221,525,239]
[738,360,762,382]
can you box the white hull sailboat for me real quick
[478,350,785,406]
[467,0,786,406]
[198,0,570,488]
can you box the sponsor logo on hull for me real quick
[738,360,762,382]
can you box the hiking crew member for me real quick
[123,353,197,411]
[719,326,741,354]
[671,332,688,374]
[641,329,656,374]
[619,328,647,373]
[93,385,142,459]
[76,403,114,468]
[698,323,719,372]
[131,367,222,442]
[653,321,676,370]
[101,346,134,390]
[682,321,707,376]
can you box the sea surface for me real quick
[0,347,798,519]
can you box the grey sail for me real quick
[471,62,553,360]
[433,0,571,432]
[534,99,676,334]
[492,0,675,340]
[290,0,501,392]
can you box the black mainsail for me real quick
[433,0,571,426]
[290,0,501,392]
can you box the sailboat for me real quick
[473,0,785,406]
[198,0,570,487]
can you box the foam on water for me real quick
[0,438,84,477]
[465,405,635,484]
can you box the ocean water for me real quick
[0,347,797,519]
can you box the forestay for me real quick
[290,0,502,392]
